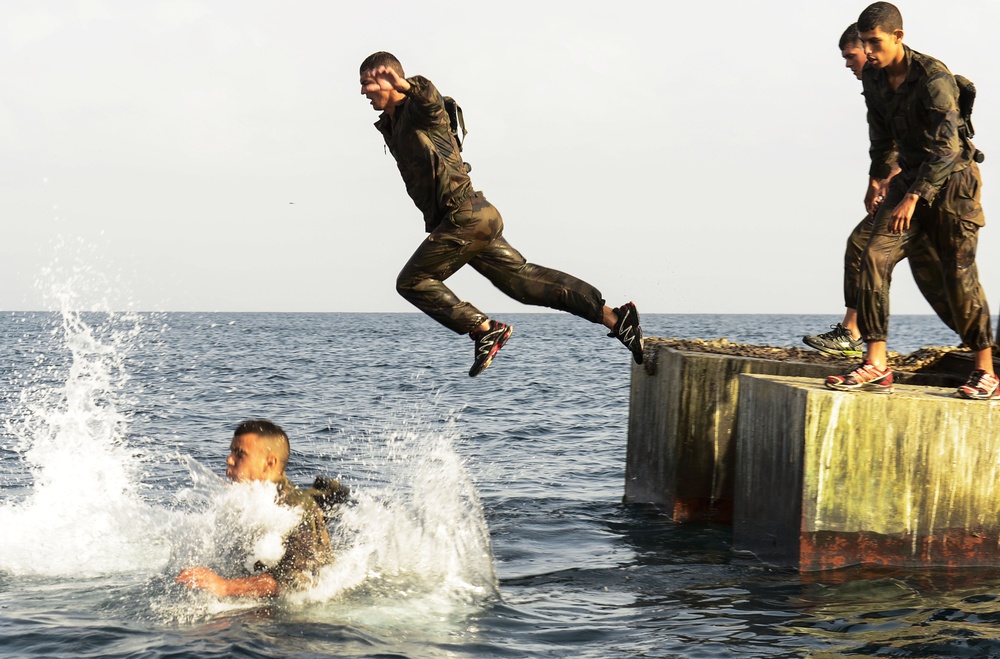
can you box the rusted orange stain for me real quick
[799,529,1000,572]
[672,497,733,524]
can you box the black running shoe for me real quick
[469,320,513,377]
[803,323,863,357]
[609,302,644,364]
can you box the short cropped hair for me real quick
[359,51,405,78]
[858,2,903,34]
[839,23,861,50]
[234,418,290,471]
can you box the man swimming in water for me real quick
[359,51,644,376]
[175,419,332,597]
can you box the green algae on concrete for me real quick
[734,374,1000,570]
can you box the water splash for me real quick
[166,459,302,575]
[0,303,165,577]
[299,427,499,609]
[0,249,497,626]
[153,424,499,625]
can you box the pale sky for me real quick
[2,0,998,314]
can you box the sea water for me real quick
[1,302,998,658]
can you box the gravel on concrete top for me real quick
[646,337,968,372]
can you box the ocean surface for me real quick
[1,308,998,659]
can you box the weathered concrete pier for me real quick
[626,338,997,571]
[734,374,1000,570]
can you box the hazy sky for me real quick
[2,0,998,315]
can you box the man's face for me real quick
[360,71,393,111]
[841,44,866,80]
[226,433,274,483]
[859,26,903,70]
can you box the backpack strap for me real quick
[443,96,468,150]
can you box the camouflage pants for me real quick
[844,214,955,332]
[396,192,606,334]
[857,163,992,349]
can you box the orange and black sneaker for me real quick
[469,320,513,377]
[609,301,644,365]
[825,362,893,394]
[956,369,1000,400]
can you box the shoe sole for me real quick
[804,338,863,358]
[815,347,864,358]
[631,337,644,365]
[825,381,893,394]
[956,388,1000,400]
[469,326,513,377]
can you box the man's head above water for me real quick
[225,419,290,483]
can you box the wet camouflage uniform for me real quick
[254,476,332,592]
[858,46,991,347]
[843,212,955,332]
[374,75,605,334]
[842,77,952,330]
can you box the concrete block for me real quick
[625,345,853,522]
[734,374,1000,570]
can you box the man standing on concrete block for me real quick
[802,22,955,358]
[825,2,996,399]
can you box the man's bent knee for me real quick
[395,272,422,300]
[396,273,441,300]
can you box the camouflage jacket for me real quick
[255,476,333,591]
[374,75,474,232]
[863,45,975,204]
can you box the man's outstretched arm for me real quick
[175,567,279,598]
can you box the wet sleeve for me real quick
[908,72,963,202]
[267,505,331,591]
[403,75,449,128]
[863,78,895,181]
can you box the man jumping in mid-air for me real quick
[359,51,644,376]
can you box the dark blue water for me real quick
[1,310,997,659]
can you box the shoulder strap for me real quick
[443,96,468,151]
